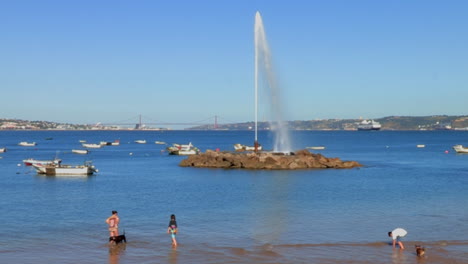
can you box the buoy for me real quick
[445,150,449,154]
[129,152,133,156]
[17,163,21,166]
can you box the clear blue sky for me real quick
[1,0,467,125]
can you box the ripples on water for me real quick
[0,130,467,263]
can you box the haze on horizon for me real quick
[1,0,467,125]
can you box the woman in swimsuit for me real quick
[106,210,120,241]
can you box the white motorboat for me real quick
[32,162,97,176]
[357,120,381,131]
[0,148,6,153]
[23,158,62,166]
[167,142,200,155]
[72,149,89,154]
[234,143,262,151]
[155,141,166,145]
[82,143,102,149]
[18,142,36,146]
[135,140,146,144]
[306,146,326,150]
[453,145,468,153]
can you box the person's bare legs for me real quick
[398,241,405,249]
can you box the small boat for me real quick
[82,143,102,149]
[416,145,425,148]
[32,161,97,176]
[234,143,262,151]
[167,142,200,155]
[453,145,468,153]
[135,140,146,144]
[23,158,62,166]
[72,149,89,154]
[100,140,120,146]
[0,148,6,153]
[79,140,86,143]
[155,141,166,145]
[306,146,326,150]
[18,142,36,147]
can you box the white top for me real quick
[391,228,407,239]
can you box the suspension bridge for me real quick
[97,115,240,129]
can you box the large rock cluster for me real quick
[179,149,362,170]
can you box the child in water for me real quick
[167,214,178,247]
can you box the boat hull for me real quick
[33,164,97,175]
[453,145,468,153]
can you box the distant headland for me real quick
[1,115,468,131]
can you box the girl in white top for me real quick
[388,228,407,249]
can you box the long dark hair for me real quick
[171,214,176,221]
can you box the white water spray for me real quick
[254,11,292,153]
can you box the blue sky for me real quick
[1,0,467,126]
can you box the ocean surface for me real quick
[0,130,467,264]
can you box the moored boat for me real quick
[82,143,102,148]
[167,142,200,155]
[72,149,89,154]
[453,145,468,153]
[234,143,262,151]
[100,140,120,146]
[32,161,97,176]
[18,141,37,146]
[23,158,62,166]
[306,146,326,150]
[0,147,6,153]
[155,141,166,145]
[135,140,146,144]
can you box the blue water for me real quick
[0,130,467,263]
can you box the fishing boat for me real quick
[82,143,102,149]
[234,143,262,151]
[18,142,36,146]
[32,161,97,176]
[23,158,62,166]
[72,149,89,154]
[167,143,200,155]
[453,145,468,153]
[135,140,146,144]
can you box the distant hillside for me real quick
[2,115,468,131]
[189,115,468,131]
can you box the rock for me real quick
[179,149,362,170]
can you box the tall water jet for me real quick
[254,11,292,153]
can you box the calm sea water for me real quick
[0,130,467,264]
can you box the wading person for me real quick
[106,210,120,242]
[388,228,407,249]
[167,214,178,247]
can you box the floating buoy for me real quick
[17,163,21,166]
[129,152,133,156]
[445,150,449,154]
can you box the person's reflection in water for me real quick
[391,247,407,264]
[108,243,126,264]
[168,247,178,264]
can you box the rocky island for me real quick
[179,149,362,170]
